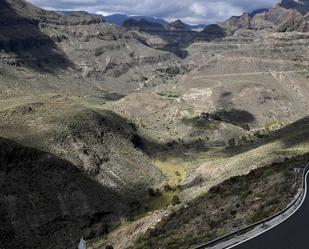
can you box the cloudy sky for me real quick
[28,0,279,24]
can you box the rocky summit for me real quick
[1,0,309,249]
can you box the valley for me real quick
[0,0,309,248]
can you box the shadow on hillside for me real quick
[274,116,309,147]
[0,1,74,72]
[161,24,227,58]
[214,109,255,127]
[194,24,226,41]
[0,137,138,249]
[214,91,256,128]
[181,109,255,129]
[224,115,309,156]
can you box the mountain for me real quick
[104,13,168,26]
[248,8,269,17]
[194,0,309,42]
[104,13,207,30]
[166,19,190,30]
[278,0,309,14]
[0,0,188,248]
[123,18,198,56]
[103,13,129,26]
[123,18,166,30]
[58,11,207,31]
[2,0,309,248]
[58,11,169,27]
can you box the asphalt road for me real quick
[229,171,309,249]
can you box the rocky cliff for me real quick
[194,0,309,42]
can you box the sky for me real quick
[28,0,279,24]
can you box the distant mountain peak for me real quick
[123,18,165,29]
[166,19,189,30]
[278,0,309,14]
[104,14,168,26]
[169,19,187,27]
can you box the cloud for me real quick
[28,0,278,24]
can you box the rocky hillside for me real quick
[123,18,198,56]
[133,156,304,249]
[0,95,167,248]
[278,0,309,15]
[195,0,309,42]
[0,0,187,97]
[1,0,309,249]
[0,137,133,249]
[0,0,187,247]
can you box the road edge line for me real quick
[226,170,309,249]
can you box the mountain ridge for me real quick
[1,0,309,248]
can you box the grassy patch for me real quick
[144,191,176,211]
[153,159,187,188]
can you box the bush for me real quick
[248,209,264,224]
[228,138,236,148]
[148,188,161,197]
[241,189,253,199]
[230,209,237,216]
[263,168,276,177]
[163,184,173,192]
[171,195,181,206]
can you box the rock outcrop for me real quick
[194,0,309,42]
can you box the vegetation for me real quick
[171,195,181,206]
[133,156,305,249]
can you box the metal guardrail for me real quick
[194,165,309,249]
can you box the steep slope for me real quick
[91,1,309,248]
[0,137,131,249]
[278,0,309,15]
[0,95,165,248]
[133,157,302,249]
[194,0,309,42]
[251,4,309,32]
[0,0,74,71]
[0,0,187,97]
[2,0,309,249]
[0,1,186,248]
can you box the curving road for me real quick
[228,171,309,249]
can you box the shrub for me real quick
[171,195,181,206]
[263,168,275,177]
[241,189,253,199]
[228,138,236,148]
[148,188,161,197]
[230,209,237,216]
[248,209,264,224]
[163,184,173,192]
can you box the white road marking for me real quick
[226,170,309,249]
